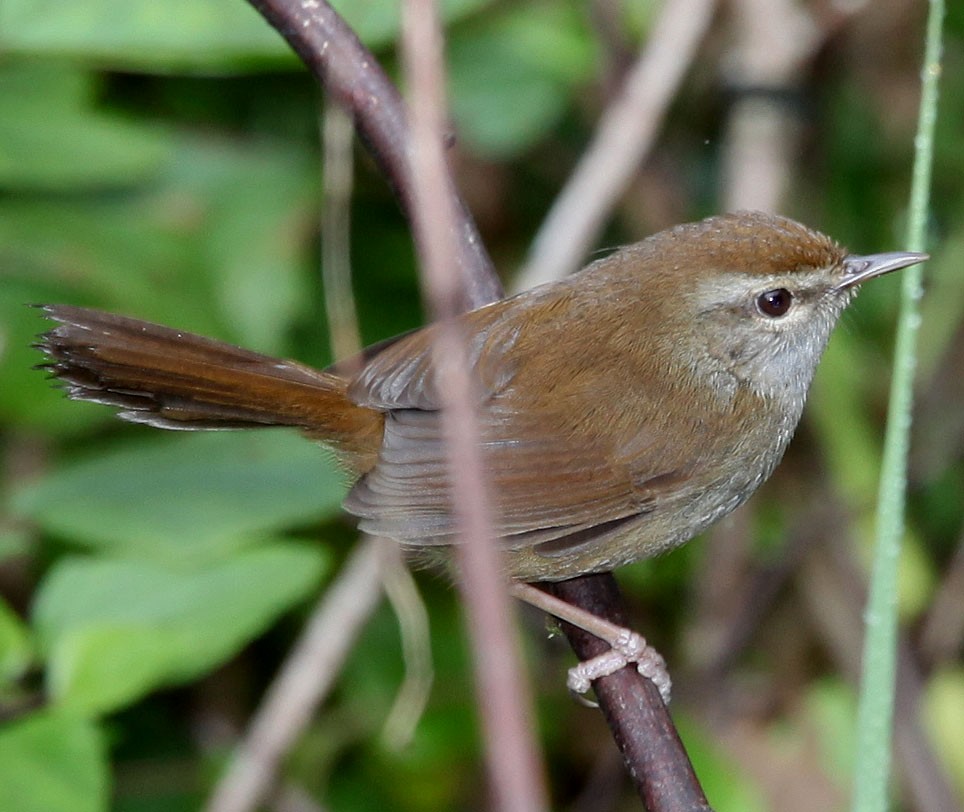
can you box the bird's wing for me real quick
[343,289,687,552]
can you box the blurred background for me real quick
[0,1,962,810]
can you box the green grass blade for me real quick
[850,2,944,811]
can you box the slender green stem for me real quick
[851,3,944,811]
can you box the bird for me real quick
[35,211,926,586]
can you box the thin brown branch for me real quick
[399,2,548,811]
[516,0,716,291]
[247,0,501,308]
[320,101,362,362]
[548,577,713,812]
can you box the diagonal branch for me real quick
[246,0,502,307]
[204,538,393,812]
[548,577,712,812]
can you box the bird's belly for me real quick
[502,458,776,582]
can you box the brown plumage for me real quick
[35,211,926,581]
[37,306,384,473]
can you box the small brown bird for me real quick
[36,211,926,583]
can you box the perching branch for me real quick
[548,577,712,812]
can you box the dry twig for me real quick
[400,2,548,809]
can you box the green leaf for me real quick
[13,432,347,565]
[0,709,107,812]
[448,4,595,157]
[33,544,329,715]
[0,598,32,683]
[0,134,317,430]
[162,137,318,355]
[0,62,171,190]
[0,136,318,440]
[0,0,492,70]
[0,0,292,70]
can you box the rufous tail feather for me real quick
[36,305,384,473]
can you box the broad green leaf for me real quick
[0,63,171,190]
[13,432,346,564]
[0,195,198,316]
[0,134,314,336]
[0,134,316,431]
[0,0,291,70]
[33,543,329,714]
[0,0,492,70]
[160,136,317,355]
[0,709,107,812]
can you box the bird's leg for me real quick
[509,581,671,703]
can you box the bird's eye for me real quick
[756,288,793,317]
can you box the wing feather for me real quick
[342,285,686,552]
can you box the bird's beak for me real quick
[835,251,929,291]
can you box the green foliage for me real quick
[0,0,492,69]
[0,1,960,810]
[0,710,107,812]
[0,0,291,69]
[448,3,597,156]
[0,63,170,189]
[0,598,32,684]
[34,545,328,714]
[13,432,346,564]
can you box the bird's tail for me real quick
[35,305,384,472]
